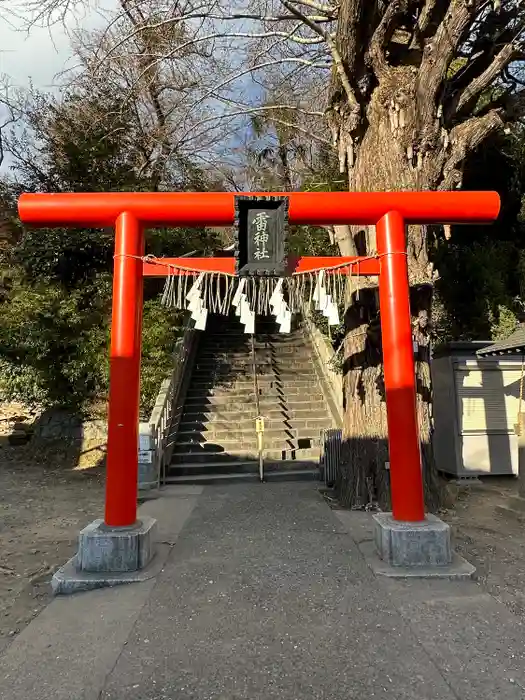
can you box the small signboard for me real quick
[255,417,265,434]
[138,450,153,464]
[139,433,151,451]
[234,195,289,277]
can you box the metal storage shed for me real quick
[431,339,524,477]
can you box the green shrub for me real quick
[0,272,185,416]
[139,302,185,419]
[0,273,111,409]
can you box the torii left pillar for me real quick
[58,211,157,594]
[105,212,144,527]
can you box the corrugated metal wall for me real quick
[320,428,342,486]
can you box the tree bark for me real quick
[334,70,443,511]
[327,0,512,509]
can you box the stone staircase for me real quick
[166,313,336,483]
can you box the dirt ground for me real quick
[0,442,104,654]
[1,443,525,652]
[443,477,525,618]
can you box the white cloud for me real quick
[0,22,74,90]
[0,3,116,90]
[0,3,117,171]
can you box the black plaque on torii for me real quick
[233,195,289,277]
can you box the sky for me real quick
[0,19,76,90]
[0,3,260,177]
[0,3,114,90]
[0,3,115,170]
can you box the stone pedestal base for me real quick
[77,517,157,572]
[374,512,451,567]
[52,517,158,595]
[364,512,475,578]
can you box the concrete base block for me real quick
[138,460,158,491]
[76,517,157,573]
[52,517,161,596]
[359,540,476,579]
[52,543,169,595]
[374,512,452,568]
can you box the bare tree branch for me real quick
[280,0,359,112]
[455,42,519,113]
[105,27,325,85]
[416,0,485,148]
[366,0,407,79]
[289,0,338,16]
[411,0,450,47]
[173,104,331,150]
[439,108,504,189]
[0,79,18,169]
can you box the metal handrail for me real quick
[251,333,261,418]
[251,333,265,482]
[139,313,196,490]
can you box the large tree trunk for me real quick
[333,69,443,511]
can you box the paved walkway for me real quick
[1,482,525,699]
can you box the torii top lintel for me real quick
[18,191,500,228]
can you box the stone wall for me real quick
[33,411,107,442]
[33,411,107,469]
[303,318,343,425]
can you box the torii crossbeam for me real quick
[18,190,500,531]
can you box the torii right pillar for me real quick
[377,211,425,523]
[371,210,473,577]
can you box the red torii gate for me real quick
[18,191,500,529]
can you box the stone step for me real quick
[168,459,319,477]
[174,428,322,446]
[184,385,325,400]
[189,374,319,386]
[193,358,315,369]
[196,350,312,359]
[165,468,319,485]
[180,404,325,418]
[179,407,330,423]
[192,367,314,377]
[178,414,332,431]
[173,436,320,452]
[185,392,324,406]
[204,336,307,344]
[182,397,325,411]
[202,325,303,333]
[171,446,319,464]
[187,377,318,400]
[197,349,308,359]
[197,344,310,355]
[185,392,316,405]
[180,400,327,415]
[200,338,307,350]
[192,365,317,383]
[203,323,290,331]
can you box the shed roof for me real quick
[476,324,525,357]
